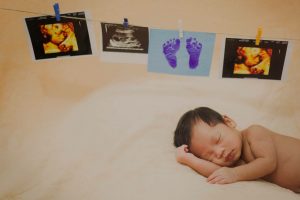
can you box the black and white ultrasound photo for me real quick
[101,22,149,53]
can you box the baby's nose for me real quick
[216,148,225,159]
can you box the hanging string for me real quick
[0,7,98,21]
[1,7,300,41]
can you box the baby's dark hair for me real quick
[173,107,225,147]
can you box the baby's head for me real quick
[174,107,242,166]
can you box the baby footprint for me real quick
[162,38,180,68]
[186,37,202,69]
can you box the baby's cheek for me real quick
[189,149,203,160]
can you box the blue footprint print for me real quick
[186,37,202,69]
[162,38,180,68]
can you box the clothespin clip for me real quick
[53,3,61,21]
[123,18,128,28]
[178,19,183,39]
[255,27,263,45]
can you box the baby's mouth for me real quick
[225,150,234,162]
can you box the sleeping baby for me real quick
[174,107,300,193]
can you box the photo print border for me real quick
[222,38,289,80]
[25,11,92,60]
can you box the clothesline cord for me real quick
[1,7,300,41]
[0,7,98,21]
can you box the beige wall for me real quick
[1,1,300,199]
[0,0,300,134]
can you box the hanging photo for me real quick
[148,29,216,76]
[100,22,149,64]
[101,22,148,53]
[25,11,93,60]
[221,38,290,80]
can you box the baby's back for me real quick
[264,132,300,192]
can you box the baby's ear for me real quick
[223,115,237,128]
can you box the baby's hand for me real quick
[175,144,193,165]
[207,167,238,184]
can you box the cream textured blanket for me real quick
[0,78,299,200]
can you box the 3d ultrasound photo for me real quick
[222,38,289,80]
[25,12,92,60]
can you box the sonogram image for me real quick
[222,38,288,80]
[40,22,79,54]
[25,12,92,60]
[233,47,272,75]
[101,23,148,53]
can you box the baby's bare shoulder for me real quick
[243,124,273,140]
[245,124,269,132]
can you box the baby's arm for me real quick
[208,125,277,184]
[176,145,221,177]
[234,125,277,180]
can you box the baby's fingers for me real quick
[183,145,189,152]
[207,176,220,184]
[207,172,217,182]
[207,172,219,183]
[178,144,189,152]
[207,176,227,184]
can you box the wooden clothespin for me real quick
[123,18,129,28]
[53,3,61,21]
[178,19,183,39]
[255,27,263,45]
